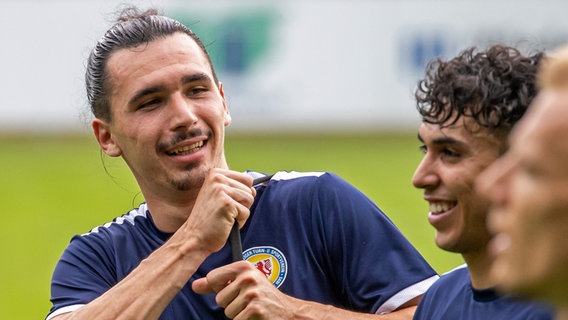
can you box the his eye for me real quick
[187,86,208,96]
[520,160,544,179]
[441,148,460,158]
[418,145,427,154]
[138,98,162,110]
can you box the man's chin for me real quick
[170,169,206,191]
[434,235,461,253]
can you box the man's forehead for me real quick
[528,91,568,133]
[419,117,493,139]
[419,119,507,156]
[513,91,568,156]
[108,34,212,88]
[108,33,210,76]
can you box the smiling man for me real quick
[411,45,553,319]
[477,44,568,320]
[45,7,438,320]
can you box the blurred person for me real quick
[477,44,568,320]
[411,44,554,319]
[46,6,438,320]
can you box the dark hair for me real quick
[415,45,543,134]
[86,7,218,121]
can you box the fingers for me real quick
[193,261,294,319]
[193,261,248,294]
[192,261,271,318]
[206,169,256,214]
[191,277,214,294]
[182,169,257,254]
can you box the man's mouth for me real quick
[489,233,511,256]
[166,141,204,156]
[429,201,457,215]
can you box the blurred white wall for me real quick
[1,0,567,134]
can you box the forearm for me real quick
[194,260,422,320]
[285,295,418,320]
[52,234,209,320]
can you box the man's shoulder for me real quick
[71,204,153,246]
[252,170,338,194]
[439,264,469,279]
[256,171,368,205]
[414,265,473,319]
[423,264,469,296]
[267,171,352,189]
[268,171,327,181]
[63,203,161,265]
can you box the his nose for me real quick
[169,93,198,129]
[412,156,439,190]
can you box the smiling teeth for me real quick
[169,141,203,155]
[429,202,455,214]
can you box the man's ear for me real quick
[92,118,122,157]
[219,82,232,127]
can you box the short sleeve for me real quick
[48,233,117,318]
[312,173,437,313]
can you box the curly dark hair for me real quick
[415,45,544,133]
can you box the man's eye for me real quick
[138,98,161,109]
[441,148,459,158]
[418,145,427,154]
[188,87,207,96]
[520,161,544,179]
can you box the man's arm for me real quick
[51,234,210,320]
[192,261,423,320]
[280,296,421,320]
[48,169,256,320]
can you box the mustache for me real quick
[157,128,208,152]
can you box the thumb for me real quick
[192,277,214,294]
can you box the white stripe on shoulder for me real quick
[272,171,325,181]
[45,304,84,320]
[82,203,148,236]
[376,275,439,314]
[442,263,468,276]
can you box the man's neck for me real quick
[463,249,495,289]
[144,188,199,233]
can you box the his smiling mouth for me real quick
[166,141,204,156]
[429,202,457,215]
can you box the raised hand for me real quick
[179,168,256,256]
[193,260,297,320]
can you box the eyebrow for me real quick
[128,72,213,106]
[417,133,466,147]
[431,136,466,147]
[129,86,165,106]
[181,72,211,85]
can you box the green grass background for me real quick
[0,132,462,319]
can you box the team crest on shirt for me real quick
[243,246,288,288]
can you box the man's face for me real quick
[478,91,568,304]
[412,117,502,255]
[93,33,231,199]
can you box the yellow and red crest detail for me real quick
[243,246,288,288]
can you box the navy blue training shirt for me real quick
[48,171,438,319]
